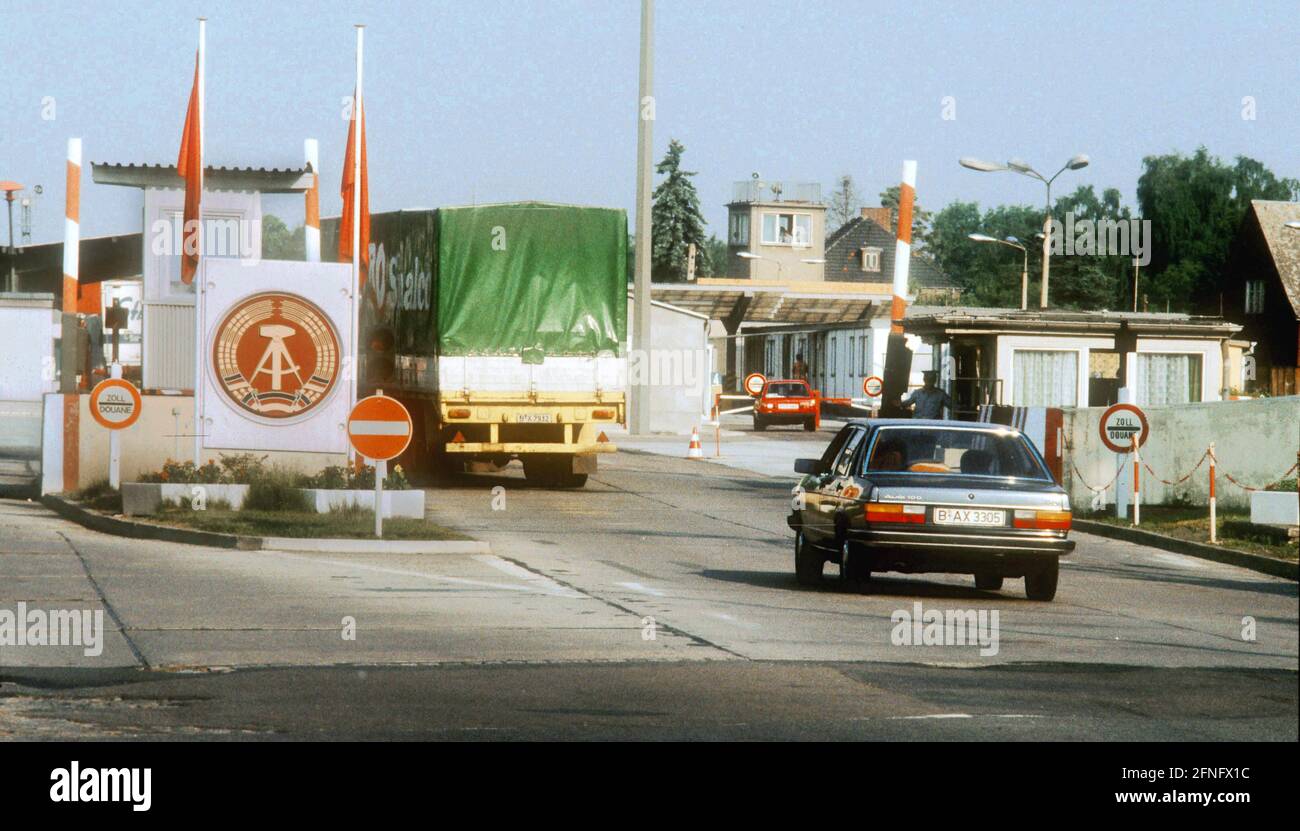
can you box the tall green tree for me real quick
[703,234,728,278]
[1137,147,1299,312]
[262,214,305,260]
[651,139,710,282]
[928,186,1138,310]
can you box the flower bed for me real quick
[124,453,421,519]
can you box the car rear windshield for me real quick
[862,426,1052,480]
[765,383,809,397]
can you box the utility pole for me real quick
[631,0,654,434]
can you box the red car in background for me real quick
[753,379,819,432]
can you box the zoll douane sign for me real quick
[744,372,766,396]
[1098,403,1149,453]
[863,375,884,398]
[89,378,142,430]
[348,394,413,461]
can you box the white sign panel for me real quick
[200,259,354,453]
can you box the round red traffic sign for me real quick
[744,372,767,397]
[863,375,884,398]
[348,394,413,461]
[1098,403,1149,453]
[89,378,142,430]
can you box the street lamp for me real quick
[969,233,1029,310]
[959,154,1089,309]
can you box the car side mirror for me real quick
[794,458,826,475]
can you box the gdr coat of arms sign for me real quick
[212,292,340,419]
[200,259,353,453]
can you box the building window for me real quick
[1245,280,1265,315]
[729,212,749,246]
[761,212,812,247]
[1012,349,1078,407]
[829,335,836,376]
[1137,353,1202,406]
[861,335,870,377]
[860,247,882,273]
[848,335,856,375]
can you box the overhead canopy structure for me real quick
[904,307,1243,339]
[649,278,893,328]
[91,162,314,193]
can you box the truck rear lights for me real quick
[1013,509,1072,530]
[865,503,926,524]
[447,408,471,419]
[592,409,615,419]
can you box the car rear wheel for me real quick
[840,539,870,586]
[974,573,1004,591]
[1024,560,1059,601]
[794,530,823,586]
[753,416,766,432]
[803,417,816,431]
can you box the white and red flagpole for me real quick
[348,24,364,459]
[304,138,320,262]
[190,18,206,466]
[63,138,81,315]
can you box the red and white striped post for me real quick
[1208,442,1217,544]
[303,138,320,262]
[63,138,81,313]
[889,160,917,339]
[1132,435,1141,526]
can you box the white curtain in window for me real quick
[1138,353,1201,405]
[1012,350,1078,407]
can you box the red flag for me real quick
[176,52,202,285]
[339,92,369,282]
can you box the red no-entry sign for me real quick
[348,394,412,461]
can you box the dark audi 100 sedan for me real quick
[788,419,1075,600]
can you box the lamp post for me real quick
[1,181,21,292]
[959,154,1089,309]
[969,233,1028,310]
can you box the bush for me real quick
[299,463,410,490]
[1264,478,1297,493]
[242,468,312,513]
[75,479,122,513]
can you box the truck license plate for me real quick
[516,413,555,423]
[933,508,1005,527]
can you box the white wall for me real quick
[1063,396,1300,511]
[626,299,710,434]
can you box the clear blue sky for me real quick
[2,0,1297,245]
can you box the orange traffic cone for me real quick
[687,426,704,460]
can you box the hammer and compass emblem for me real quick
[212,292,341,419]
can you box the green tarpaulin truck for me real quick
[325,202,628,487]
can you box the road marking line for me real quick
[616,581,666,597]
[474,554,584,597]
[265,552,569,596]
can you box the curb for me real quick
[1074,519,1298,580]
[41,494,489,555]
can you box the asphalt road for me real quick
[0,420,1295,740]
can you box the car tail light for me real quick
[865,503,926,524]
[592,409,615,419]
[447,408,471,419]
[1013,509,1072,530]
